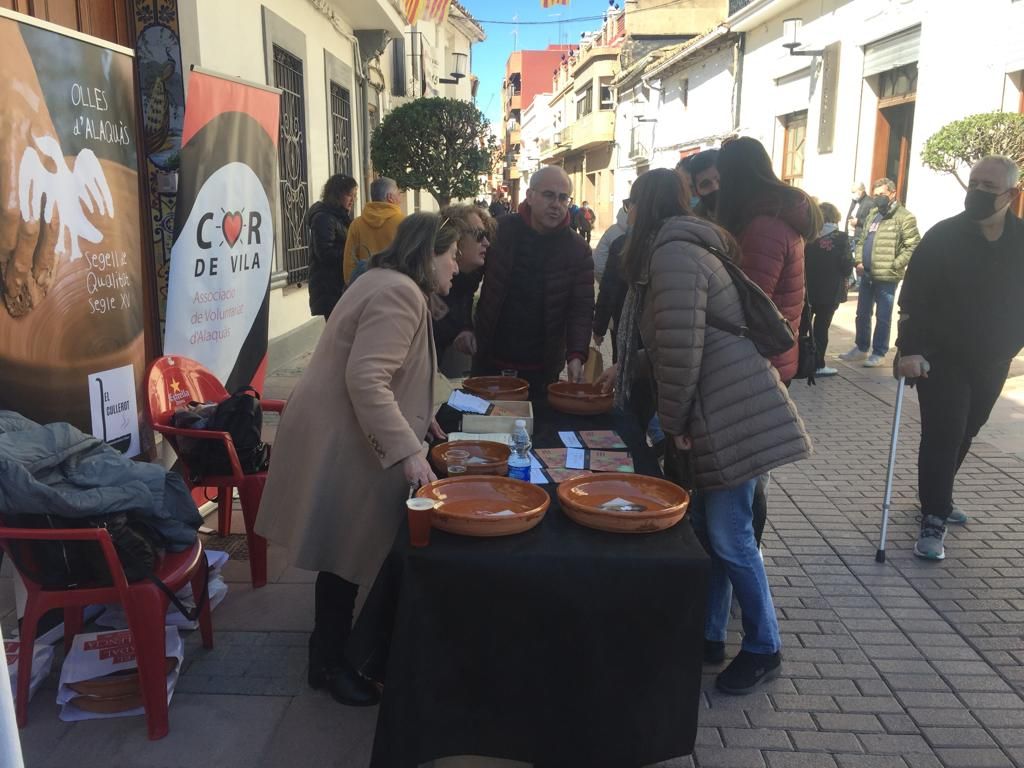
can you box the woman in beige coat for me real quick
[600,169,811,696]
[256,213,459,706]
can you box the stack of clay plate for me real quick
[67,657,178,714]
[429,439,511,477]
[547,382,613,415]
[557,474,689,533]
[415,476,549,536]
[462,376,530,401]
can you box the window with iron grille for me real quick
[330,80,353,177]
[273,45,310,285]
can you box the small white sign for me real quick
[88,363,140,457]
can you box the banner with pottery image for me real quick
[163,69,280,393]
[0,11,146,455]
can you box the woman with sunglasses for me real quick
[432,204,494,375]
[257,213,460,707]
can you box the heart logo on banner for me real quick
[164,162,273,384]
[222,211,243,247]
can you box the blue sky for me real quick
[461,0,618,129]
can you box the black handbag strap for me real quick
[147,555,211,623]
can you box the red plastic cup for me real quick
[407,498,436,547]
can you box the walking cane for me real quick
[876,375,907,563]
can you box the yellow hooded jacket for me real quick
[342,202,405,284]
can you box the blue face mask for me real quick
[690,195,701,209]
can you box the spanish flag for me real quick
[405,0,454,24]
[541,0,570,7]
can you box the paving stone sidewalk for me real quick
[6,305,1024,768]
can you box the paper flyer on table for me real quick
[558,431,583,449]
[559,430,627,450]
[447,391,492,414]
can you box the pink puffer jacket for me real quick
[736,195,811,383]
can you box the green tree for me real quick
[920,111,1024,189]
[371,97,499,206]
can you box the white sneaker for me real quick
[838,347,868,362]
[815,366,838,377]
[863,354,886,367]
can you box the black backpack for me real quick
[697,240,797,359]
[174,386,270,480]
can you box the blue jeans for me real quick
[854,274,897,356]
[690,478,781,654]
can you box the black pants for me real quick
[810,303,839,369]
[581,228,592,244]
[314,571,360,667]
[917,358,1010,522]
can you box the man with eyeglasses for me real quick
[472,165,595,395]
[896,155,1024,560]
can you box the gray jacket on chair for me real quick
[0,411,201,550]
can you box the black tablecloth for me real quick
[353,401,709,768]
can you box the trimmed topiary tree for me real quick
[371,97,500,206]
[921,111,1024,189]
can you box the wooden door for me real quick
[872,101,915,202]
[0,0,131,46]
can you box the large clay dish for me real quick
[462,376,530,401]
[557,474,689,533]
[416,476,549,537]
[547,381,613,416]
[429,440,511,477]
[67,657,178,698]
[71,691,143,714]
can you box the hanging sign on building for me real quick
[164,69,280,392]
[0,10,146,455]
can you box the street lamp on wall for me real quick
[782,18,825,57]
[439,52,469,85]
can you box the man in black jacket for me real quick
[896,155,1023,560]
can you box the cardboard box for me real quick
[461,400,534,436]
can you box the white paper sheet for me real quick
[447,391,491,414]
[558,431,583,449]
[565,448,586,470]
[447,432,512,445]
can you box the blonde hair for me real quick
[440,203,496,242]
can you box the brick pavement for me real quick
[5,301,1024,768]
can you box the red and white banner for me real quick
[163,69,280,393]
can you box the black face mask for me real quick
[964,188,1000,221]
[873,194,891,213]
[700,189,718,214]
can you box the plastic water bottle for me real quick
[508,419,531,481]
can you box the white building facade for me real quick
[518,93,554,188]
[618,0,1024,232]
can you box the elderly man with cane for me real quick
[892,155,1023,561]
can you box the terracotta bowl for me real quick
[547,381,613,416]
[462,376,530,401]
[557,474,689,533]
[429,440,511,477]
[71,691,143,714]
[415,476,550,537]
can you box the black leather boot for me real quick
[308,634,380,706]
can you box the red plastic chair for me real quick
[144,356,285,588]
[0,525,213,740]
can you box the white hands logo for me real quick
[17,134,114,263]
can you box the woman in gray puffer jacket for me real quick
[601,169,811,695]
